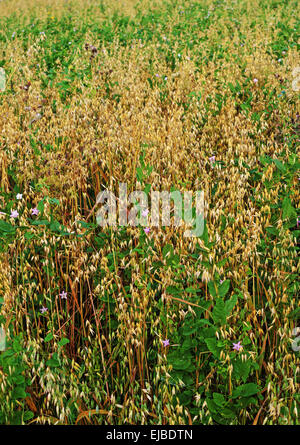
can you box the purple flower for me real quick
[233,341,242,351]
[297,217,300,228]
[16,193,23,200]
[31,207,39,216]
[142,208,149,217]
[162,339,170,347]
[40,306,48,314]
[10,210,19,218]
[253,78,258,84]
[209,156,216,164]
[59,291,67,299]
[144,227,150,234]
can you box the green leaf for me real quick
[162,244,174,259]
[233,357,251,382]
[44,333,54,343]
[282,197,296,219]
[225,294,238,317]
[37,201,45,213]
[23,411,34,421]
[273,158,286,172]
[182,323,198,336]
[208,281,217,297]
[265,226,279,236]
[232,383,260,398]
[218,280,230,297]
[136,167,144,182]
[12,386,27,400]
[13,337,22,352]
[212,299,226,325]
[213,392,225,407]
[30,220,49,226]
[178,390,193,406]
[143,184,151,195]
[46,358,60,368]
[0,220,15,233]
[185,287,201,294]
[200,220,209,245]
[204,337,220,358]
[166,286,182,296]
[287,308,300,320]
[76,220,93,228]
[13,375,25,385]
[24,232,35,240]
[48,198,60,205]
[171,357,192,371]
[58,338,70,347]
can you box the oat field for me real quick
[0,0,299,425]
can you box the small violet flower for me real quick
[233,341,242,351]
[59,291,68,299]
[16,193,23,200]
[142,209,149,217]
[40,306,48,314]
[209,156,216,164]
[31,207,39,216]
[162,339,170,347]
[253,78,258,84]
[144,227,150,234]
[10,210,19,218]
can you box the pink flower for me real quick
[10,210,19,218]
[142,208,149,217]
[16,193,23,200]
[59,291,67,299]
[31,207,39,216]
[233,341,242,351]
[40,306,48,314]
[144,227,150,234]
[209,156,216,164]
[297,217,300,228]
[162,339,170,347]
[253,78,258,84]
